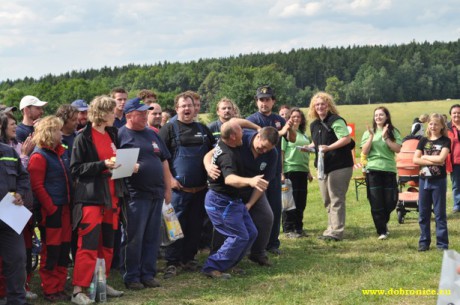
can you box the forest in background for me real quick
[0,39,459,118]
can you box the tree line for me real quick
[0,39,459,118]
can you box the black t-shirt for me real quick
[416,136,451,179]
[208,139,243,198]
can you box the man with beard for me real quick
[16,95,47,143]
[246,86,295,255]
[71,100,89,131]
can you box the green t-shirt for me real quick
[331,119,350,139]
[281,131,311,173]
[360,128,402,173]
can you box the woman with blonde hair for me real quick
[71,95,127,305]
[308,92,353,241]
[28,116,72,302]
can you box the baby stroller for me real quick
[395,136,420,224]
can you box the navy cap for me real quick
[255,86,275,99]
[124,97,153,114]
[71,99,89,111]
[0,105,18,113]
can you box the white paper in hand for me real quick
[0,192,32,234]
[111,148,140,179]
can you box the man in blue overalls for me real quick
[159,92,215,279]
[246,86,295,255]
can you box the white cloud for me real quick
[0,0,459,81]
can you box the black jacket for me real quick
[70,124,128,207]
[0,142,31,207]
[310,113,354,174]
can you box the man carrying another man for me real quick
[202,121,268,279]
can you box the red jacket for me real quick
[447,122,460,173]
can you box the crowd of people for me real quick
[0,86,458,305]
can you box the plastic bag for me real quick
[437,250,460,305]
[281,179,296,211]
[88,258,106,302]
[317,148,325,180]
[162,201,184,242]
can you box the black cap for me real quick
[255,86,275,99]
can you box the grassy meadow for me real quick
[33,100,460,305]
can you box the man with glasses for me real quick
[159,92,215,279]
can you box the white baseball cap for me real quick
[19,95,48,110]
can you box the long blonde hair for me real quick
[307,92,339,120]
[426,113,448,138]
[33,116,63,148]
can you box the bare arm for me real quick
[163,161,172,203]
[382,124,401,153]
[228,118,260,131]
[320,135,351,152]
[203,148,221,180]
[361,126,373,155]
[383,137,402,153]
[245,188,265,211]
[225,174,268,192]
[413,148,449,165]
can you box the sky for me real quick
[1,0,459,81]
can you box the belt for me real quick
[180,185,207,193]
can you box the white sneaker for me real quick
[71,292,95,305]
[378,234,388,240]
[26,290,38,299]
[106,285,124,297]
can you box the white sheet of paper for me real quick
[111,148,140,179]
[0,192,32,234]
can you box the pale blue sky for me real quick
[1,0,459,81]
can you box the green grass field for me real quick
[32,99,460,305]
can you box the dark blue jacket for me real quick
[32,147,70,206]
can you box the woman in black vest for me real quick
[308,92,353,241]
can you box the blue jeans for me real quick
[418,178,449,249]
[202,190,257,272]
[451,165,460,211]
[121,197,163,283]
[165,189,206,265]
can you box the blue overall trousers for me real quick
[202,190,257,272]
[165,122,210,266]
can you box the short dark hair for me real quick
[110,87,128,98]
[258,126,279,146]
[450,104,460,115]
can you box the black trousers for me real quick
[366,170,398,235]
[282,171,309,233]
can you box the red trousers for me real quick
[39,205,71,295]
[72,206,118,287]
